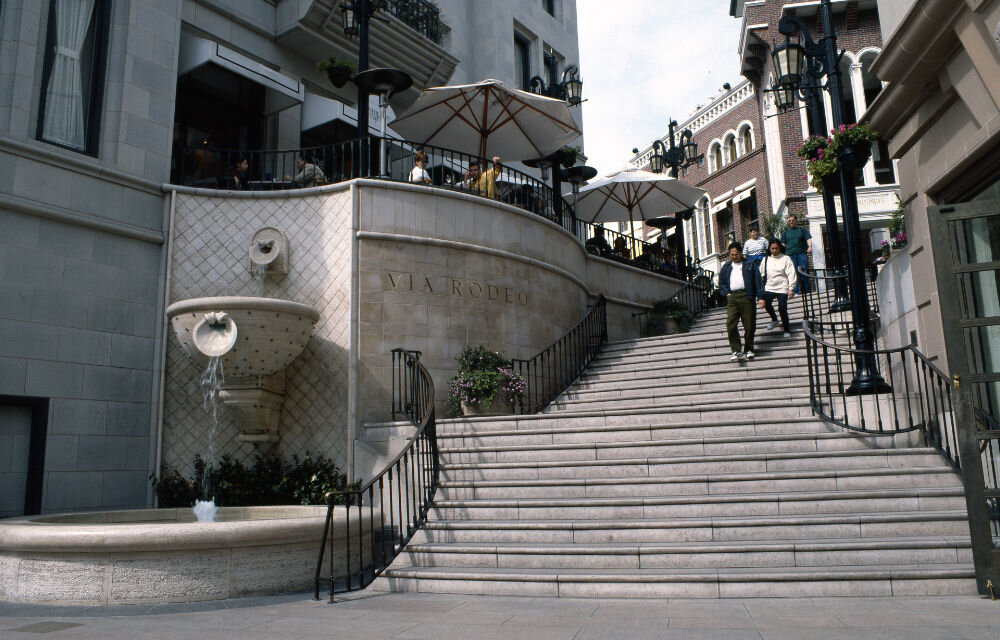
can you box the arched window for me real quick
[724,134,737,163]
[709,142,722,173]
[839,56,856,124]
[739,124,753,155]
[859,51,882,111]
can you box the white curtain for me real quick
[41,0,96,150]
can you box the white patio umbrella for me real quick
[389,79,581,161]
[572,165,707,239]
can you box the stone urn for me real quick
[461,395,515,417]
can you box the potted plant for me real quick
[447,345,526,417]
[559,145,587,168]
[797,123,879,193]
[759,211,786,241]
[645,299,693,336]
[316,56,357,88]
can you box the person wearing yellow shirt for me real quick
[463,156,502,199]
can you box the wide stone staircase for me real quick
[373,297,977,597]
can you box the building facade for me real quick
[0,0,582,517]
[866,0,1000,416]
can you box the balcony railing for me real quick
[384,0,442,44]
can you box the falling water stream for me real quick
[194,355,225,522]
[251,262,269,296]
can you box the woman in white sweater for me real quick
[758,239,797,337]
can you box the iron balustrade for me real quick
[631,264,718,337]
[383,0,442,44]
[511,295,607,414]
[802,267,879,322]
[799,270,960,471]
[174,137,576,231]
[313,348,438,600]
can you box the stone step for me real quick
[436,417,842,449]
[426,487,966,521]
[577,358,810,386]
[399,537,973,571]
[408,510,972,545]
[438,429,897,465]
[376,563,977,598]
[588,343,807,372]
[434,466,962,500]
[595,331,806,364]
[559,369,809,399]
[439,448,947,481]
[548,385,812,411]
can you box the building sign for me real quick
[384,272,529,305]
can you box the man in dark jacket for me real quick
[718,241,764,361]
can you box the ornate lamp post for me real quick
[772,0,890,395]
[529,64,584,106]
[770,57,850,313]
[647,120,700,280]
[341,0,384,174]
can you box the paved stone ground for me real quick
[2,590,1000,639]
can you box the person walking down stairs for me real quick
[718,241,763,361]
[759,238,797,339]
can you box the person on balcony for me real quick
[780,214,812,294]
[462,156,502,199]
[409,150,431,184]
[287,155,326,188]
[222,157,249,190]
[718,241,763,362]
[585,227,612,257]
[743,227,768,266]
[612,237,632,261]
[758,239,797,339]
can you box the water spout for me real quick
[200,356,224,498]
[251,261,269,296]
[192,498,217,522]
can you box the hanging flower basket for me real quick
[315,56,357,89]
[821,174,841,195]
[797,123,878,193]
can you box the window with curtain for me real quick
[37,0,110,155]
[725,135,737,162]
[740,125,752,154]
[700,197,711,255]
[514,33,531,91]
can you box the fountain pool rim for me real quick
[165,296,320,323]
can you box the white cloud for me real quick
[577,0,744,175]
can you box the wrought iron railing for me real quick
[384,0,442,44]
[803,267,879,320]
[511,295,607,414]
[799,270,960,471]
[631,265,717,337]
[173,137,575,232]
[313,348,438,600]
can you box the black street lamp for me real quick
[529,64,584,106]
[769,72,851,313]
[772,0,890,395]
[648,120,701,280]
[353,68,413,177]
[341,0,384,171]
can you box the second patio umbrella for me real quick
[389,79,581,161]
[573,165,706,239]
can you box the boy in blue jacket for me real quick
[718,241,764,361]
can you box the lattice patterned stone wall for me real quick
[162,190,353,477]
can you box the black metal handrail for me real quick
[802,267,879,321]
[631,265,717,337]
[798,270,960,470]
[313,348,437,600]
[511,295,607,414]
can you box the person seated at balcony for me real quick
[409,150,431,184]
[612,237,632,261]
[585,227,612,257]
[462,156,502,199]
[221,156,249,190]
[743,227,768,266]
[286,155,327,188]
[660,248,679,276]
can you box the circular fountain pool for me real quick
[0,506,373,605]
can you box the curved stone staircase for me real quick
[371,298,976,597]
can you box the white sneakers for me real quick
[783,332,792,339]
[766,321,779,330]
[745,351,755,360]
[730,352,743,362]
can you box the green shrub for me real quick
[646,299,693,336]
[446,345,526,417]
[150,452,358,508]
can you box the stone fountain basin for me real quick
[0,506,375,604]
[167,296,320,378]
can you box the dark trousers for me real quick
[726,290,756,353]
[789,253,809,294]
[762,291,790,332]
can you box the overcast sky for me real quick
[576,1,745,176]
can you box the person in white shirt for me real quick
[409,150,431,184]
[743,227,768,266]
[758,239,797,338]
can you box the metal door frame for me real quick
[929,199,1000,596]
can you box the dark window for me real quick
[873,139,896,185]
[805,99,828,137]
[544,50,558,88]
[37,0,111,156]
[543,0,555,16]
[514,34,531,91]
[0,396,49,517]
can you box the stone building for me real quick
[0,0,583,517]
[865,0,1000,416]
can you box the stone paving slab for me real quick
[2,590,999,639]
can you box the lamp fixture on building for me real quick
[341,0,387,170]
[529,64,584,106]
[771,0,890,396]
[646,120,701,281]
